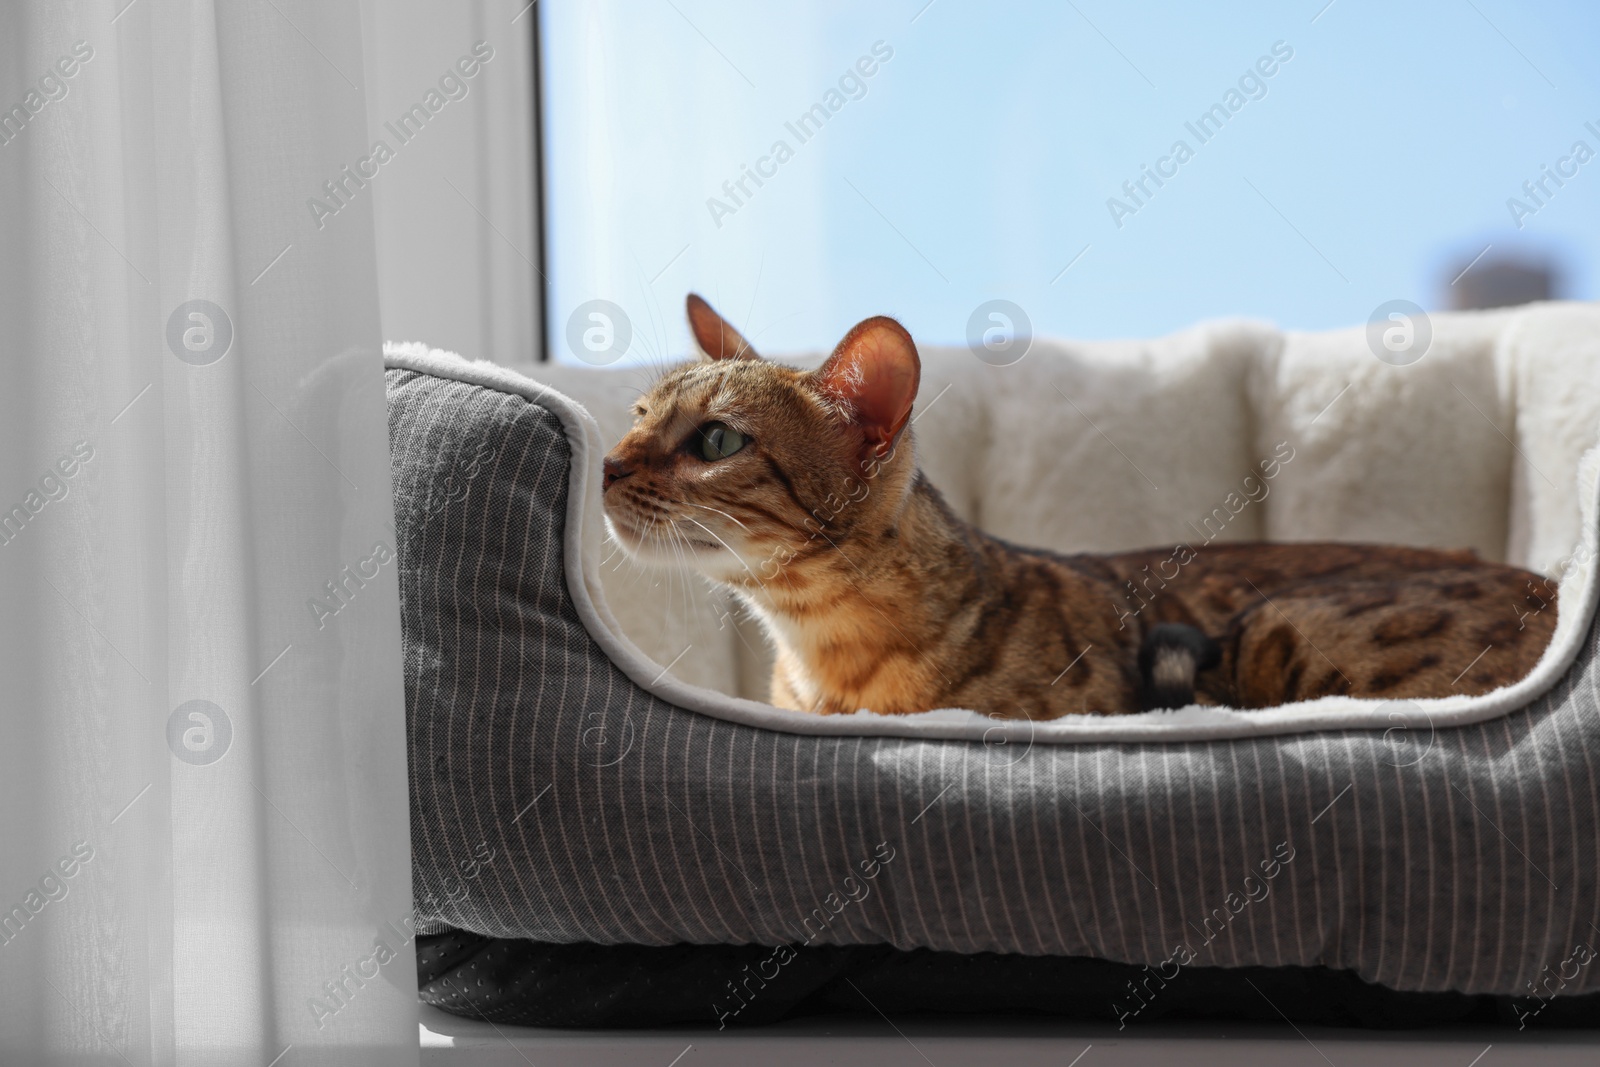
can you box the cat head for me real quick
[602,294,922,587]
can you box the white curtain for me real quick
[360,0,542,365]
[0,2,418,1063]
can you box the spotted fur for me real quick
[600,297,1557,719]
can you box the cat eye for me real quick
[696,421,746,461]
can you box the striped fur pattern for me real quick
[601,297,1556,718]
[386,363,1600,997]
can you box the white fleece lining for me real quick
[385,343,1600,745]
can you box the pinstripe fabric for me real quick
[387,367,1600,998]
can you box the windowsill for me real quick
[420,1005,1600,1065]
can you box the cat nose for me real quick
[603,456,632,491]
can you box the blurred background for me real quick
[528,0,1598,363]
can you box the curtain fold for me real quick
[0,2,418,1063]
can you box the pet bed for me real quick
[384,301,1600,1022]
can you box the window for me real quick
[540,0,1597,363]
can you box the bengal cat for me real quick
[599,295,1557,720]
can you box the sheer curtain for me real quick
[0,2,417,1063]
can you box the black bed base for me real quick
[417,931,1600,1031]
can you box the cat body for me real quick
[601,296,1556,719]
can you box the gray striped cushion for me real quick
[387,364,1600,999]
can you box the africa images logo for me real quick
[306,42,495,231]
[1106,40,1294,229]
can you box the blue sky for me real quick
[542,0,1599,362]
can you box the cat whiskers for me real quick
[683,500,754,535]
[667,526,764,661]
[633,502,705,624]
[611,498,740,630]
[634,506,688,617]
[609,511,671,598]
[602,505,654,571]
[657,519,685,620]
[676,513,766,587]
[662,518,714,626]
[655,505,757,625]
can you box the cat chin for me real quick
[605,514,728,567]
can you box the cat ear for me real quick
[813,316,921,457]
[686,293,759,362]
